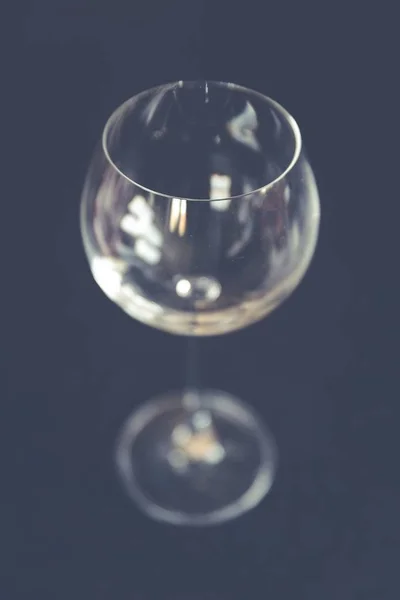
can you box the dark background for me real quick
[6,2,397,598]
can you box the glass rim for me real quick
[102,80,303,202]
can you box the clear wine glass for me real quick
[80,81,320,525]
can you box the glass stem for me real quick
[183,336,202,409]
[180,337,224,463]
[183,338,220,435]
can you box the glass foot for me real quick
[116,390,277,526]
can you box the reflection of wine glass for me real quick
[81,81,320,525]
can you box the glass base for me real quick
[116,390,277,526]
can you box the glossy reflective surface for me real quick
[81,82,320,336]
[80,81,320,524]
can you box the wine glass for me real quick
[80,81,320,525]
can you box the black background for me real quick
[6,2,398,598]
